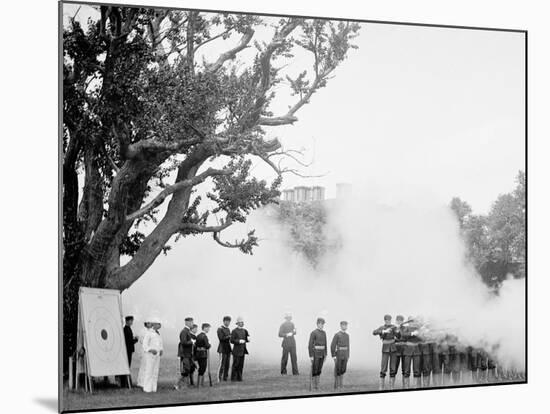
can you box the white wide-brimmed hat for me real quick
[146,316,162,324]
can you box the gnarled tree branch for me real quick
[126,167,233,222]
[205,28,255,73]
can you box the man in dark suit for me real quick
[174,317,196,389]
[217,316,232,382]
[123,316,138,367]
[279,312,299,375]
[230,316,250,381]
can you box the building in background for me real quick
[281,184,348,203]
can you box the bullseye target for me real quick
[78,288,130,377]
[88,306,123,363]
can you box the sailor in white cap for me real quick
[279,312,299,375]
[139,316,164,392]
[230,316,250,381]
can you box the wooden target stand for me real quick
[68,288,132,393]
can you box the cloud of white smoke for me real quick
[122,187,525,372]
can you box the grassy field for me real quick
[62,355,521,412]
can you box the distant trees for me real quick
[276,201,340,267]
[450,171,525,288]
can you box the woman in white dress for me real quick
[139,316,164,392]
[136,321,151,388]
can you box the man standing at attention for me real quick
[308,317,328,390]
[217,316,232,382]
[279,312,299,376]
[230,316,250,381]
[330,321,350,389]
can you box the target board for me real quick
[77,287,130,377]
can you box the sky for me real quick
[63,3,525,214]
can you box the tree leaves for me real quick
[450,171,526,287]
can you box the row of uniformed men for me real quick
[373,314,507,390]
[278,313,350,390]
[174,315,250,389]
[124,315,249,392]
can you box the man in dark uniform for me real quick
[331,321,350,389]
[447,334,460,384]
[308,317,327,390]
[279,312,299,375]
[431,337,443,386]
[123,316,138,368]
[217,316,232,382]
[393,315,407,388]
[418,325,436,388]
[230,316,250,381]
[436,335,450,385]
[455,339,469,384]
[400,316,422,388]
[487,344,498,382]
[466,345,476,382]
[175,317,196,389]
[372,314,398,390]
[477,347,489,383]
[439,334,454,385]
[194,323,211,388]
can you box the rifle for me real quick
[207,349,212,386]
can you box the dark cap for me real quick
[223,316,232,322]
[384,314,392,321]
[192,324,198,329]
[185,317,194,322]
[317,317,326,325]
[340,321,348,326]
[125,315,134,322]
[396,315,405,322]
[201,323,211,330]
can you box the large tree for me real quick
[62,5,359,365]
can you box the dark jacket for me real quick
[230,327,249,357]
[194,332,211,359]
[124,325,138,354]
[373,324,398,353]
[178,327,194,358]
[330,331,350,358]
[397,323,422,356]
[278,321,297,348]
[217,325,232,354]
[308,328,327,358]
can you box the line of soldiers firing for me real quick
[373,314,525,390]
